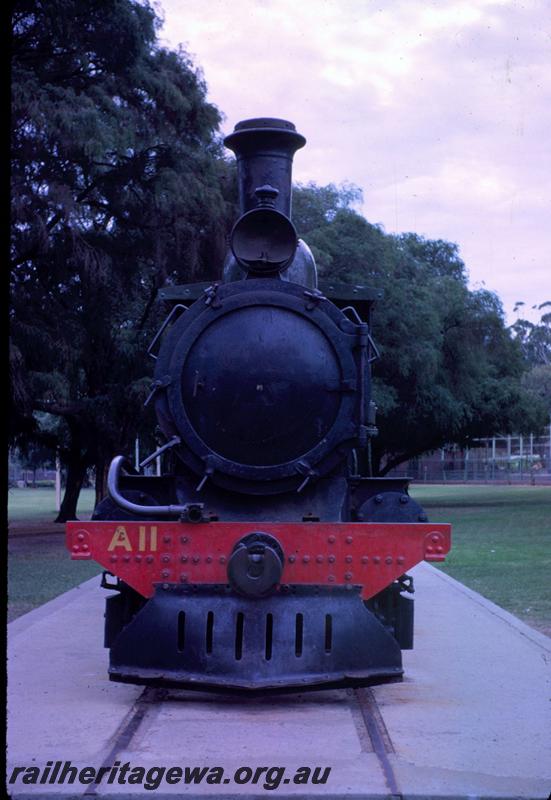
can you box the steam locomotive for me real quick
[66,118,450,691]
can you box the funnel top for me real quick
[224,118,306,153]
[233,118,299,132]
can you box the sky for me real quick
[156,0,550,324]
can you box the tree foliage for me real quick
[511,303,551,367]
[10,0,231,518]
[294,184,547,475]
[512,304,551,417]
[293,182,391,280]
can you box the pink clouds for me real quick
[157,0,551,322]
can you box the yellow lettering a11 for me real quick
[107,526,133,552]
[138,525,158,552]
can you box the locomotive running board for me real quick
[107,584,403,692]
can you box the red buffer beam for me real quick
[66,521,450,601]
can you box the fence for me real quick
[7,465,57,487]
[390,433,551,484]
[9,432,551,487]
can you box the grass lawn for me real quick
[8,536,102,620]
[409,484,551,635]
[7,488,100,621]
[8,486,96,521]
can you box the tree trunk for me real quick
[55,454,88,522]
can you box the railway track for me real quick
[352,688,399,797]
[80,684,401,798]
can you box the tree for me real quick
[293,182,392,280]
[293,185,546,475]
[512,304,551,417]
[11,0,232,519]
[511,303,551,366]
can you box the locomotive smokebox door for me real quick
[227,533,284,597]
[153,278,365,495]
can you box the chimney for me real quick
[224,118,306,219]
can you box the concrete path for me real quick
[7,565,551,799]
